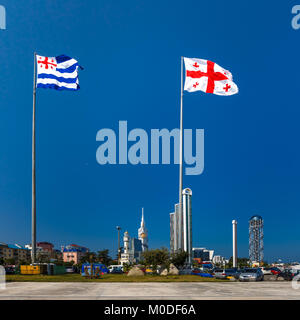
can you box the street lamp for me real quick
[116,226,121,264]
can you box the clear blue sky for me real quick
[0,0,299,262]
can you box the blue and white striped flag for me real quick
[36,54,81,91]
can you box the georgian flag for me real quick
[184,57,238,96]
[36,54,81,91]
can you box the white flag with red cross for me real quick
[184,57,238,96]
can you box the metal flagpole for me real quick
[31,52,37,264]
[179,56,184,251]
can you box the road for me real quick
[0,281,300,300]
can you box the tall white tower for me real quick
[138,208,148,251]
[124,231,130,254]
[182,188,192,264]
[120,231,133,265]
[232,220,238,268]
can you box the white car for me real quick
[108,265,123,273]
[260,267,272,275]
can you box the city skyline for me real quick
[0,1,300,263]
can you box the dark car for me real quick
[213,268,240,279]
[110,268,123,274]
[224,268,241,279]
[277,269,300,281]
[4,266,15,274]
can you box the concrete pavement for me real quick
[0,281,300,300]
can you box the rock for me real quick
[127,266,144,277]
[160,268,168,276]
[160,263,179,276]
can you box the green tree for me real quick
[227,257,251,268]
[55,257,64,266]
[17,259,29,266]
[170,251,189,268]
[4,258,16,265]
[36,253,50,264]
[79,252,98,264]
[142,247,170,273]
[97,249,112,266]
[122,263,132,273]
[63,260,74,267]
[0,257,4,265]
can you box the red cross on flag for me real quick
[184,57,238,96]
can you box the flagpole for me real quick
[31,52,37,264]
[179,56,183,251]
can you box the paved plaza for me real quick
[0,281,300,300]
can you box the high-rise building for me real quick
[169,188,193,264]
[170,212,174,253]
[249,215,264,264]
[170,203,179,254]
[182,188,193,264]
[232,220,238,268]
[138,208,148,251]
[175,203,182,250]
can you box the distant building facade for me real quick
[37,242,54,252]
[0,243,30,264]
[61,244,89,264]
[192,248,214,262]
[25,243,51,260]
[212,255,226,265]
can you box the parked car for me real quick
[4,266,15,275]
[213,268,240,280]
[108,265,123,273]
[65,267,74,273]
[277,269,300,281]
[110,268,123,274]
[213,268,227,279]
[270,267,281,275]
[224,268,241,279]
[260,267,272,275]
[239,268,264,281]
